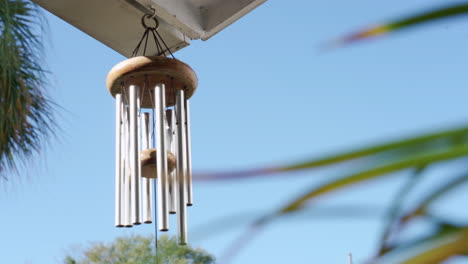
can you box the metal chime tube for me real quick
[137,98,143,223]
[115,94,123,227]
[129,84,141,225]
[155,84,169,231]
[142,113,153,223]
[167,109,177,214]
[123,105,132,227]
[176,89,188,245]
[184,100,193,206]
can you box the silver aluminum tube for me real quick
[176,89,188,245]
[167,109,177,214]
[115,94,123,227]
[136,97,143,223]
[129,85,141,225]
[142,113,153,223]
[184,100,193,206]
[148,116,154,223]
[123,105,132,227]
[155,84,169,231]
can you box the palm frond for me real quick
[195,125,468,181]
[376,225,468,264]
[0,0,55,178]
[328,3,468,47]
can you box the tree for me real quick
[0,0,55,178]
[63,234,215,264]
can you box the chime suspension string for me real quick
[142,28,150,56]
[152,28,175,59]
[149,29,162,56]
[133,15,175,57]
[131,28,150,57]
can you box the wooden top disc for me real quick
[140,148,176,178]
[106,56,197,108]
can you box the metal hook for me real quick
[141,5,159,30]
[150,5,157,19]
[141,14,159,30]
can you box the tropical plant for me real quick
[0,0,55,179]
[63,234,215,264]
[196,3,468,262]
[332,2,468,46]
[198,125,468,263]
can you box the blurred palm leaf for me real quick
[376,167,425,255]
[382,172,468,248]
[276,144,468,214]
[373,171,468,258]
[0,0,55,177]
[206,2,468,263]
[192,204,383,242]
[375,225,468,264]
[330,3,468,46]
[196,125,468,181]
[212,125,468,262]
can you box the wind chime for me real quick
[106,11,196,245]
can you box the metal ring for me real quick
[141,14,159,30]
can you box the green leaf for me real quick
[376,167,426,255]
[195,125,468,181]
[0,0,57,178]
[277,145,468,214]
[192,205,383,242]
[219,146,468,261]
[396,172,468,230]
[376,226,468,264]
[330,3,468,46]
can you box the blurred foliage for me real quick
[196,3,468,263]
[200,124,468,263]
[63,234,215,264]
[0,0,56,178]
[331,3,468,46]
[5,0,468,262]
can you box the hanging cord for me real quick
[131,8,175,59]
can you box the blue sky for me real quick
[1,0,468,263]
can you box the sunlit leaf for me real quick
[376,225,468,264]
[376,167,426,255]
[277,145,468,214]
[393,173,468,233]
[218,147,468,263]
[196,126,468,181]
[329,3,468,46]
[192,205,383,242]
